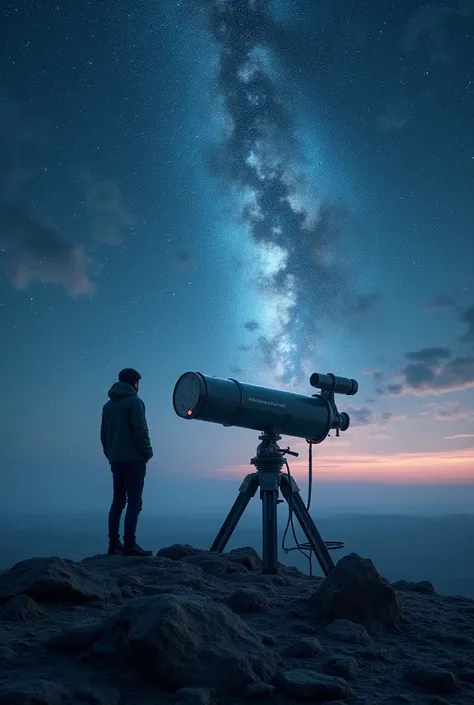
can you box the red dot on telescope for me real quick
[187,410,193,416]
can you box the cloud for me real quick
[82,171,136,245]
[175,250,197,270]
[460,305,474,343]
[402,2,474,58]
[423,294,458,310]
[404,347,451,363]
[444,433,474,440]
[379,346,474,396]
[0,202,94,297]
[345,292,382,317]
[347,406,403,428]
[421,401,474,421]
[244,319,260,332]
[376,102,410,132]
[200,0,356,383]
[0,87,133,296]
[0,88,94,296]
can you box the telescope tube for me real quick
[173,372,337,442]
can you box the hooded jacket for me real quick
[101,382,154,464]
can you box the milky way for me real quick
[201,0,351,383]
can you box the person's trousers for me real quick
[108,460,146,546]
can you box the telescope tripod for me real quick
[210,430,339,575]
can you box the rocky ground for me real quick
[0,546,473,705]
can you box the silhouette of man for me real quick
[101,368,153,556]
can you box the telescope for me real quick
[172,371,358,576]
[173,371,358,443]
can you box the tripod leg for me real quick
[210,474,259,553]
[280,474,335,576]
[261,489,279,574]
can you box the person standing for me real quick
[101,368,153,556]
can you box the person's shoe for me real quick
[122,543,153,557]
[107,539,123,555]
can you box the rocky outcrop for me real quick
[307,553,403,633]
[0,548,473,704]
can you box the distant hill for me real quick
[1,511,473,597]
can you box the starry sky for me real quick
[1,0,473,516]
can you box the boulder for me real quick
[172,687,214,705]
[392,579,435,595]
[290,636,324,657]
[0,595,44,621]
[0,558,119,604]
[324,619,371,645]
[406,666,460,693]
[308,553,402,632]
[227,547,263,571]
[279,669,354,700]
[156,545,202,561]
[0,679,72,705]
[89,593,281,693]
[228,588,269,613]
[47,623,104,653]
[324,656,359,680]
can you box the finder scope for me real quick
[172,371,358,443]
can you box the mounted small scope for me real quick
[310,372,358,396]
[173,371,358,444]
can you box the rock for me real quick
[280,669,354,700]
[324,656,359,680]
[181,552,243,576]
[228,547,263,571]
[392,580,435,595]
[0,645,17,665]
[90,593,280,693]
[228,588,269,613]
[245,682,276,699]
[157,545,202,561]
[173,687,214,705]
[294,623,320,635]
[308,553,402,633]
[406,666,460,693]
[0,558,119,604]
[357,647,390,661]
[74,687,120,705]
[324,619,371,645]
[0,679,72,704]
[47,623,104,652]
[0,595,44,621]
[290,636,324,657]
[260,633,276,645]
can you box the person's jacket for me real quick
[101,382,153,464]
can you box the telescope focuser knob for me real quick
[282,447,299,457]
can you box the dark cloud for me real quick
[460,305,474,343]
[0,202,93,296]
[405,347,451,363]
[346,406,401,428]
[345,292,382,317]
[379,346,474,396]
[0,88,133,296]
[244,319,260,332]
[201,0,355,382]
[175,250,197,270]
[423,294,458,310]
[0,88,94,296]
[376,101,410,132]
[402,2,474,61]
[81,170,136,246]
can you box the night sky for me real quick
[1,0,473,516]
